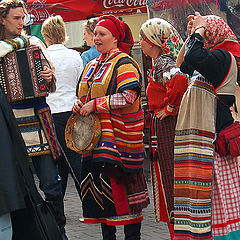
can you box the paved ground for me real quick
[63,159,171,240]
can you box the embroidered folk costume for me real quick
[139,18,188,239]
[0,36,60,159]
[174,15,240,240]
[77,15,149,227]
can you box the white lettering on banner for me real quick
[103,0,147,9]
[28,0,51,22]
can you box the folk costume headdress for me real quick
[203,15,240,70]
[96,15,134,55]
[203,15,240,57]
[140,18,183,60]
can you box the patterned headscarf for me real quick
[140,18,183,60]
[203,15,240,58]
[96,15,134,55]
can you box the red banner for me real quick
[27,0,147,24]
[27,0,97,23]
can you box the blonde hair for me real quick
[41,15,68,45]
[0,0,27,40]
[82,17,99,34]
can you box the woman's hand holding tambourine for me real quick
[79,100,94,116]
[72,100,83,113]
[72,100,94,116]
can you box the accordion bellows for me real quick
[0,46,48,102]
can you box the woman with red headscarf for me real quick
[72,15,149,239]
[174,13,240,240]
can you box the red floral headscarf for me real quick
[203,15,240,58]
[96,15,134,55]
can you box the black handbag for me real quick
[11,194,62,240]
[24,193,63,240]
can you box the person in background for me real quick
[139,18,188,239]
[81,17,100,68]
[41,15,83,198]
[174,12,240,239]
[72,15,150,240]
[0,1,67,239]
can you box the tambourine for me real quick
[65,113,101,154]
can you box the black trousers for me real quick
[52,111,82,197]
[101,222,141,240]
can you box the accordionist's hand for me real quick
[40,66,53,83]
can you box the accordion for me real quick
[0,46,48,103]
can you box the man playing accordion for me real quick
[0,0,67,239]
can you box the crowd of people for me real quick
[0,0,240,240]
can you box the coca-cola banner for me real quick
[94,0,147,16]
[27,0,147,24]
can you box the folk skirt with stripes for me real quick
[174,78,216,239]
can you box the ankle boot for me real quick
[45,194,68,240]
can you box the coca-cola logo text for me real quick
[103,0,147,9]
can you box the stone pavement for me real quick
[63,164,171,240]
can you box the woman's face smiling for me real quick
[94,26,118,54]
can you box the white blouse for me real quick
[46,44,83,113]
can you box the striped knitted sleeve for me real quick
[116,57,142,95]
[0,36,29,57]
